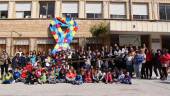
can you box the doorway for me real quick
[162,36,170,50]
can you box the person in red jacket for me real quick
[145,49,153,79]
[84,70,92,83]
[65,69,76,83]
[21,68,28,83]
[160,49,170,80]
[105,69,113,84]
[25,62,33,72]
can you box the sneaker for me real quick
[12,80,15,84]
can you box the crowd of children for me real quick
[1,43,170,85]
[0,46,132,85]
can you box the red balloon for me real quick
[74,27,78,31]
[55,39,58,42]
[56,17,61,20]
[65,29,70,33]
[51,31,56,35]
[64,38,67,43]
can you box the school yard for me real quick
[0,78,170,96]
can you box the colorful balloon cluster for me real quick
[49,17,78,54]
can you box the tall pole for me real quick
[10,31,12,57]
[10,31,22,57]
[129,0,132,20]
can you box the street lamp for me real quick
[10,31,22,57]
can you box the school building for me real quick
[0,0,170,56]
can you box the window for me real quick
[110,3,126,19]
[86,2,102,19]
[132,4,148,20]
[39,1,55,18]
[62,2,78,18]
[0,3,8,19]
[159,4,170,20]
[16,3,31,18]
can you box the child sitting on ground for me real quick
[93,68,105,83]
[84,70,92,83]
[66,69,76,84]
[104,69,113,84]
[38,69,47,84]
[20,67,28,83]
[25,69,38,85]
[2,70,14,84]
[117,71,125,83]
[48,68,57,84]
[57,68,66,83]
[117,71,132,84]
[74,71,83,85]
[13,67,21,82]
[123,72,132,84]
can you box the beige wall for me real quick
[2,0,170,20]
[0,19,109,56]
[2,0,170,56]
[0,20,109,38]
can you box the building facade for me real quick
[0,0,170,56]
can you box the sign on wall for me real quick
[119,35,141,46]
[14,39,29,45]
[151,38,161,51]
[37,38,55,44]
[0,39,6,44]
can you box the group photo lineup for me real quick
[0,0,170,96]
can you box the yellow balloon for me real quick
[53,35,58,39]
[58,28,62,32]
[73,32,76,36]
[72,31,76,34]
[70,20,74,25]
[55,45,59,49]
[64,33,66,37]
[70,26,74,30]
[50,21,55,25]
[63,17,66,21]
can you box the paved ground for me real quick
[0,78,170,96]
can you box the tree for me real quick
[90,22,109,37]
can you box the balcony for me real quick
[110,20,170,33]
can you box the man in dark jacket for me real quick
[18,53,26,68]
[12,53,20,71]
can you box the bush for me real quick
[90,22,109,37]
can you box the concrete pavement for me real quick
[0,79,170,96]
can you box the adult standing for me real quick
[125,52,134,77]
[29,51,37,67]
[12,53,19,70]
[145,49,153,79]
[160,49,170,80]
[114,46,122,70]
[18,53,26,68]
[133,50,145,78]
[153,49,162,79]
[0,50,10,79]
[15,48,23,57]
[40,51,47,67]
